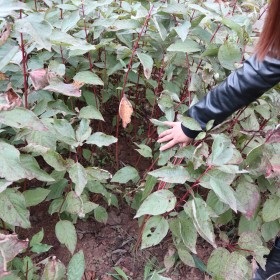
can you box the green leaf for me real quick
[153,16,168,41]
[0,45,18,71]
[75,119,92,144]
[238,215,262,236]
[0,180,12,193]
[0,107,47,131]
[23,188,50,207]
[86,132,118,147]
[113,267,129,280]
[111,166,139,184]
[30,229,44,247]
[134,143,152,158]
[167,39,200,53]
[48,60,66,77]
[261,221,280,242]
[180,116,202,131]
[218,42,242,70]
[177,247,195,267]
[31,243,52,254]
[135,190,176,218]
[55,220,77,255]
[42,257,66,280]
[67,251,85,280]
[51,119,77,146]
[86,167,112,182]
[209,134,234,166]
[173,21,191,42]
[94,206,108,224]
[45,78,81,97]
[236,182,260,219]
[65,191,83,217]
[141,216,169,249]
[224,252,250,280]
[148,166,190,184]
[79,106,104,121]
[61,10,80,32]
[185,197,216,248]
[178,212,197,254]
[42,151,68,172]
[0,0,30,17]
[0,188,30,228]
[0,142,31,181]
[192,255,208,273]
[207,248,230,279]
[262,197,280,222]
[74,71,104,86]
[137,52,153,79]
[69,162,88,196]
[206,176,238,212]
[20,154,55,182]
[15,15,52,51]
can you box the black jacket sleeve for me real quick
[181,54,280,138]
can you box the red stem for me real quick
[147,54,165,141]
[170,165,212,213]
[19,9,28,109]
[240,119,269,153]
[196,24,222,73]
[115,5,154,169]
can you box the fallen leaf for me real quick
[0,23,12,47]
[119,94,133,128]
[0,88,22,111]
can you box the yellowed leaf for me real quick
[72,80,85,89]
[119,94,133,128]
[0,72,7,81]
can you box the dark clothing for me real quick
[181,55,280,138]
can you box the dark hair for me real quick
[255,0,280,60]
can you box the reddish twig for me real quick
[115,5,154,169]
[19,7,28,109]
[147,54,165,141]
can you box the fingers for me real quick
[158,128,172,139]
[163,121,176,127]
[159,140,176,151]
[180,142,187,148]
[157,133,174,143]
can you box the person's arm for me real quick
[158,54,280,151]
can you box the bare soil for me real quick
[18,202,212,280]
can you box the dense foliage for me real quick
[0,0,279,279]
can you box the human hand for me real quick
[157,121,192,151]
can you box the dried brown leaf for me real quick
[0,88,22,111]
[29,68,50,90]
[0,234,28,276]
[0,24,12,47]
[0,72,7,81]
[73,81,85,89]
[44,77,82,97]
[119,95,133,128]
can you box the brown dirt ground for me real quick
[17,201,212,280]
